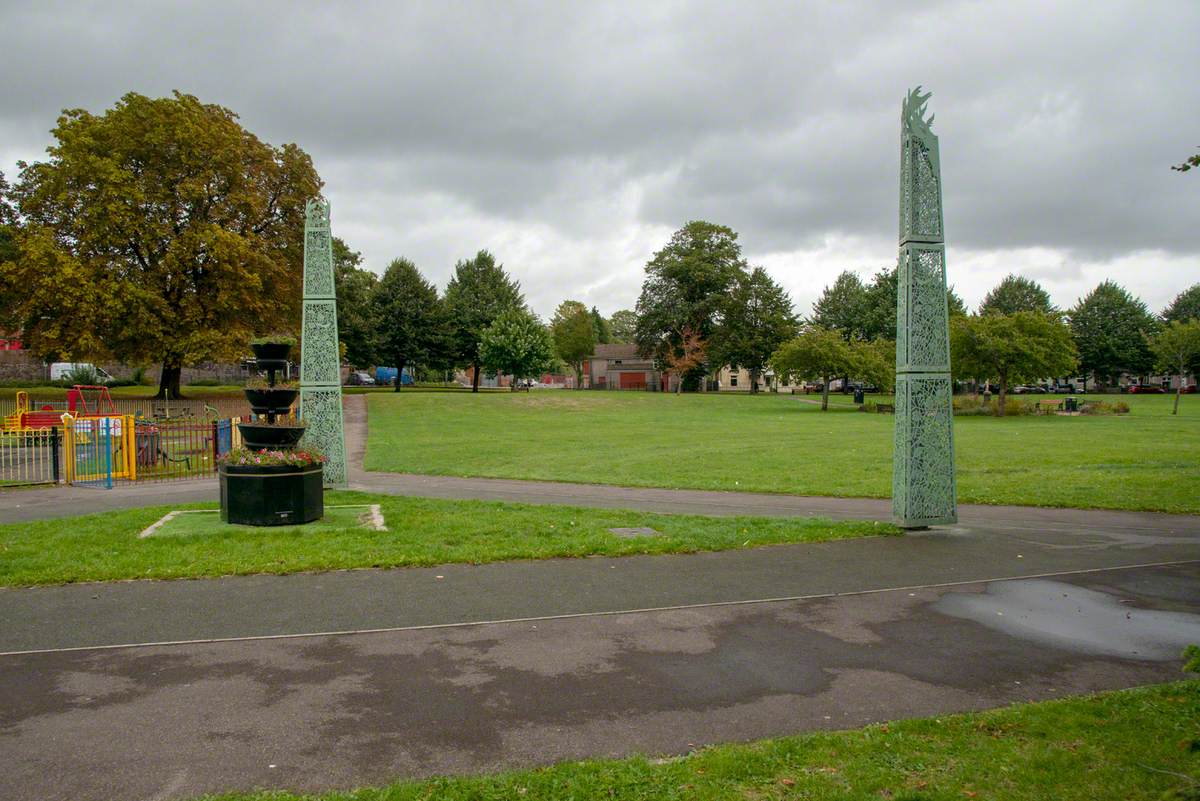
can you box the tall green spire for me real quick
[893,88,956,528]
[298,198,348,487]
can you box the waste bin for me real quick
[853,388,865,404]
[1065,397,1077,413]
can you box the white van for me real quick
[49,362,114,384]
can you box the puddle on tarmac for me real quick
[933,578,1200,660]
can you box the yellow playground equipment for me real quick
[61,413,137,485]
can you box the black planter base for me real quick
[219,463,324,526]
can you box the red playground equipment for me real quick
[3,386,118,431]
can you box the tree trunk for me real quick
[749,369,760,394]
[575,362,584,390]
[997,375,1007,417]
[155,363,183,400]
[472,360,481,393]
[393,360,406,392]
[674,373,681,395]
[1174,364,1183,415]
[821,376,830,411]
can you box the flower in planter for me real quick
[219,446,327,468]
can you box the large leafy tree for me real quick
[635,221,747,389]
[0,170,16,263]
[1163,283,1200,376]
[0,171,19,325]
[979,274,1055,316]
[550,300,596,389]
[372,258,447,392]
[850,338,897,394]
[590,306,611,345]
[608,309,637,343]
[332,238,380,368]
[1068,281,1158,388]
[6,92,321,398]
[443,250,524,392]
[811,271,868,340]
[712,267,799,393]
[1163,284,1200,324]
[1150,320,1200,415]
[951,312,1078,414]
[479,308,556,389]
[770,326,854,410]
[860,266,966,341]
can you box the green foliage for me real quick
[590,305,611,344]
[1173,148,1200,172]
[979,274,1056,316]
[1184,644,1200,673]
[1164,284,1200,324]
[850,338,896,393]
[1150,320,1200,415]
[858,266,965,340]
[1163,284,1200,377]
[372,258,447,389]
[811,271,869,339]
[951,312,1077,414]
[0,171,17,306]
[443,250,524,389]
[249,334,296,346]
[332,237,380,368]
[608,309,637,343]
[1069,281,1158,385]
[635,221,747,371]
[6,92,321,399]
[479,308,556,384]
[771,326,854,409]
[712,267,799,392]
[550,300,596,386]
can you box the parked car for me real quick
[1127,384,1166,394]
[344,370,375,386]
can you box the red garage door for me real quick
[619,372,646,390]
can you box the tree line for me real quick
[1,91,1195,406]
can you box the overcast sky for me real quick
[1,1,1197,319]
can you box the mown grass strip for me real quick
[0,490,896,587]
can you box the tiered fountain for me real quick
[219,338,324,525]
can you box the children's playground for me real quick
[0,386,264,487]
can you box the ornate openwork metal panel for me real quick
[298,198,347,487]
[893,88,956,528]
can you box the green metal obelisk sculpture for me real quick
[298,198,347,487]
[893,87,956,528]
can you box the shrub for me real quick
[952,396,1035,416]
[186,378,223,387]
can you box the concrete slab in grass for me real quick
[139,504,386,538]
[608,526,661,539]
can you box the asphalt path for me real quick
[2,395,1200,800]
[1,518,1198,801]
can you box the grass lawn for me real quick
[0,490,894,587]
[195,681,1199,801]
[365,391,1200,514]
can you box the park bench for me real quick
[1035,400,1064,415]
[875,404,895,413]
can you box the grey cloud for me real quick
[1,0,1197,317]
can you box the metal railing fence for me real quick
[0,427,61,486]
